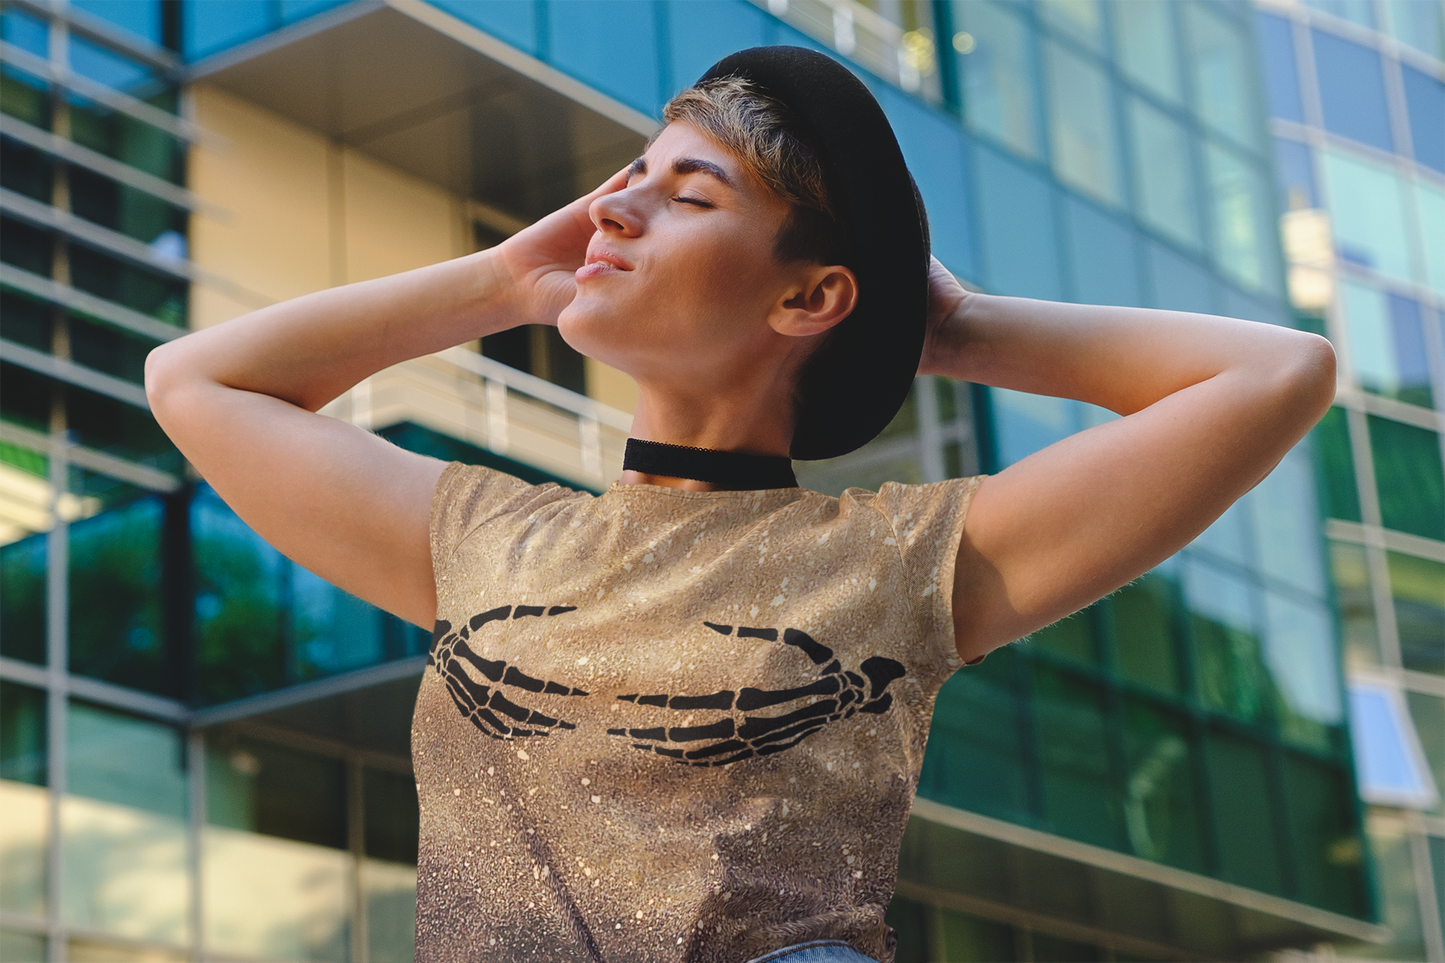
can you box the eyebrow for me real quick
[627,156,735,188]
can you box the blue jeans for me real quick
[744,941,880,963]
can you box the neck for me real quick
[620,383,795,490]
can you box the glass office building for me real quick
[0,0,1413,959]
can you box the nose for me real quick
[590,186,641,237]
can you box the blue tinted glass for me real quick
[1144,241,1215,312]
[1312,29,1394,153]
[975,145,1062,299]
[184,0,272,60]
[1349,686,1431,798]
[1186,4,1259,151]
[68,35,154,91]
[1403,65,1445,176]
[1305,0,1376,28]
[1256,12,1303,122]
[953,0,1039,159]
[1044,39,1121,205]
[1273,137,1317,213]
[546,0,659,114]
[1,7,49,57]
[71,0,161,45]
[1113,0,1181,104]
[878,86,976,279]
[990,388,1072,467]
[666,0,768,95]
[1251,447,1326,596]
[1388,294,1433,407]
[1128,96,1201,249]
[430,0,536,54]
[1063,196,1141,306]
[279,0,347,22]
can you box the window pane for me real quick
[1419,180,1445,297]
[67,35,156,94]
[1388,551,1445,676]
[0,63,51,131]
[183,0,272,60]
[1250,447,1326,596]
[1063,196,1142,307]
[1329,540,1380,670]
[1044,40,1121,205]
[1341,279,1403,399]
[1306,0,1377,28]
[1406,691,1445,818]
[974,148,1064,299]
[1128,96,1201,249]
[1284,754,1370,915]
[1321,148,1418,284]
[954,1,1038,159]
[1274,137,1317,213]
[1403,66,1445,176]
[1184,558,1270,725]
[1033,664,1124,850]
[1121,697,1205,871]
[363,858,416,963]
[1349,684,1438,805]
[1115,1,1181,103]
[67,94,184,184]
[1369,417,1445,541]
[0,530,46,665]
[990,388,1072,467]
[1,7,49,58]
[1390,0,1445,60]
[1205,141,1273,291]
[0,681,47,916]
[1312,29,1394,153]
[68,244,188,325]
[1263,592,1344,753]
[1366,812,1429,958]
[1027,610,1096,664]
[71,0,164,46]
[1256,12,1303,123]
[205,733,346,849]
[1039,0,1103,49]
[1110,571,1183,694]
[1186,5,1260,150]
[1206,729,1286,894]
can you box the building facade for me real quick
[0,0,1427,960]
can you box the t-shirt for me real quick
[414,462,986,963]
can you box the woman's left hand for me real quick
[917,256,971,377]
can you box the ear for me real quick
[770,265,859,338]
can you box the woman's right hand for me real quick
[496,166,631,327]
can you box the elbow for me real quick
[1269,331,1336,427]
[144,340,188,423]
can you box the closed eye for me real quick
[673,196,713,208]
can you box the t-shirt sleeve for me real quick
[429,461,546,584]
[870,474,987,678]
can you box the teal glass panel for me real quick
[1329,540,1381,670]
[877,85,976,278]
[546,0,660,115]
[1284,754,1369,915]
[1026,612,1096,664]
[919,647,1031,823]
[953,0,1038,159]
[932,907,1016,962]
[1389,552,1445,676]
[1184,558,1272,726]
[974,147,1063,300]
[1204,141,1272,292]
[1144,240,1215,313]
[1369,417,1445,541]
[63,702,189,944]
[1274,137,1316,213]
[1419,180,1445,297]
[67,496,167,695]
[1312,407,1361,523]
[665,0,768,96]
[1044,39,1121,206]
[0,530,46,665]
[1205,729,1286,894]
[1,7,48,58]
[1063,196,1141,306]
[1038,0,1103,49]
[206,732,346,849]
[1312,29,1394,153]
[1185,4,1259,151]
[183,0,271,60]
[0,684,47,915]
[1128,95,1201,250]
[1114,1,1181,104]
[1263,592,1343,753]
[1032,664,1124,850]
[1391,0,1445,60]
[72,0,162,45]
[1250,447,1325,596]
[1120,697,1205,871]
[1406,691,1444,818]
[1256,12,1303,123]
[67,34,156,93]
[1109,572,1182,694]
[1322,148,1418,285]
[279,0,347,23]
[1305,0,1376,28]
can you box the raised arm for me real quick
[145,169,628,629]
[919,259,1337,664]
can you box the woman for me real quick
[146,47,1334,963]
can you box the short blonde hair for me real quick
[662,77,846,265]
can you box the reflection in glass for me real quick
[1109,572,1182,694]
[67,35,157,93]
[1389,0,1445,59]
[1329,540,1380,670]
[1249,447,1326,596]
[1255,12,1303,122]
[1402,65,1445,177]
[1191,496,1250,568]
[1349,684,1439,808]
[1273,137,1316,213]
[1114,1,1180,103]
[989,388,1072,467]
[1184,559,1272,725]
[1406,691,1445,819]
[1186,5,1259,150]
[1121,698,1204,871]
[1365,811,1429,960]
[1312,29,1394,153]
[1032,665,1124,850]
[1206,730,1285,894]
[68,701,186,817]
[1388,552,1445,676]
[1044,40,1120,205]
[1127,97,1200,249]
[0,530,46,665]
[953,1,1038,159]
[0,7,49,59]
[1340,281,1435,407]
[1284,754,1368,916]
[1262,592,1343,752]
[1369,418,1445,541]
[205,733,347,849]
[1205,141,1270,291]
[1322,148,1418,284]
[1038,0,1102,49]
[1026,611,1095,664]
[1312,407,1361,523]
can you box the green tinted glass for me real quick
[0,681,46,786]
[1284,754,1369,915]
[1045,39,1121,205]
[1121,697,1205,871]
[1311,407,1361,522]
[1184,559,1273,726]
[1369,417,1444,541]
[933,906,1016,962]
[1405,691,1444,818]
[1113,0,1181,102]
[1366,814,1428,958]
[954,1,1038,159]
[0,66,51,130]
[1388,552,1445,676]
[1027,610,1097,664]
[1032,664,1124,850]
[1127,96,1201,249]
[68,95,184,185]
[1263,593,1344,754]
[67,700,185,818]
[1206,729,1286,893]
[0,531,46,665]
[1328,540,1380,670]
[1109,572,1182,695]
[205,732,346,849]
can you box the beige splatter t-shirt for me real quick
[413,462,985,963]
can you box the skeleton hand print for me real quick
[607,622,906,767]
[429,605,590,740]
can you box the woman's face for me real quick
[557,122,809,392]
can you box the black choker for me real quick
[623,438,798,490]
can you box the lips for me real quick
[576,247,632,281]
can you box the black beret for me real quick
[696,46,930,461]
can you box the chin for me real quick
[556,306,627,371]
